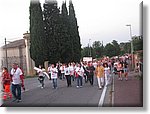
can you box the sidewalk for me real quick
[113,71,143,107]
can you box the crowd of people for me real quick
[36,55,130,90]
[1,55,130,103]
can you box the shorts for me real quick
[117,70,124,73]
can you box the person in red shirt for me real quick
[2,67,12,100]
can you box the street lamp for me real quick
[126,24,134,70]
[89,39,91,57]
[5,38,8,68]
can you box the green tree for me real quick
[104,43,116,57]
[59,1,72,63]
[92,41,104,58]
[29,0,46,66]
[43,0,61,64]
[111,40,120,56]
[132,35,143,52]
[69,0,81,62]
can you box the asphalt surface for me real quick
[1,71,142,107]
[2,76,105,107]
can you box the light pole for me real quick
[5,38,8,68]
[126,24,134,70]
[89,39,91,57]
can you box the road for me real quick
[1,71,142,107]
[2,76,110,107]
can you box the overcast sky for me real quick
[0,0,142,47]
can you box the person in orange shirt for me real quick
[95,62,104,90]
[2,67,12,100]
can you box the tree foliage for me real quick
[29,0,46,66]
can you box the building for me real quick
[0,32,35,76]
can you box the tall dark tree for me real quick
[29,0,46,66]
[59,1,72,63]
[43,0,61,64]
[69,0,81,62]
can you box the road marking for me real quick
[98,85,107,107]
[111,73,115,106]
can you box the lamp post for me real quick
[89,39,91,57]
[126,24,134,70]
[5,38,8,68]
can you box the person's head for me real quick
[97,62,100,67]
[12,63,18,69]
[103,63,108,68]
[2,67,8,73]
[51,64,54,68]
[78,63,81,67]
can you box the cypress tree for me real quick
[29,0,46,66]
[43,0,61,64]
[69,0,81,62]
[59,1,72,63]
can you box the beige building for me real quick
[0,32,35,76]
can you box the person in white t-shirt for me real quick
[50,64,58,89]
[75,63,84,88]
[69,63,75,81]
[103,63,111,86]
[64,64,71,87]
[60,64,65,80]
[10,63,23,102]
[47,64,52,80]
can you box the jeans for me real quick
[77,76,83,87]
[52,79,57,89]
[11,84,21,100]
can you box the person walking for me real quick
[69,63,75,82]
[86,62,95,86]
[75,63,84,88]
[50,64,58,89]
[60,64,65,80]
[117,61,123,81]
[95,62,104,89]
[10,63,23,102]
[103,63,111,86]
[47,64,52,80]
[123,60,129,81]
[2,67,12,100]
[64,64,71,87]
[37,65,45,89]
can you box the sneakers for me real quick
[76,86,79,88]
[17,100,22,103]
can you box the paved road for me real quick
[2,76,107,107]
[2,71,142,107]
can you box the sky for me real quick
[0,0,142,47]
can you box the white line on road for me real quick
[98,85,107,107]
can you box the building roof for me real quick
[2,39,25,49]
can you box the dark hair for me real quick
[3,67,8,72]
[103,63,108,67]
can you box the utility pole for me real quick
[89,39,91,57]
[126,24,134,70]
[5,38,8,68]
